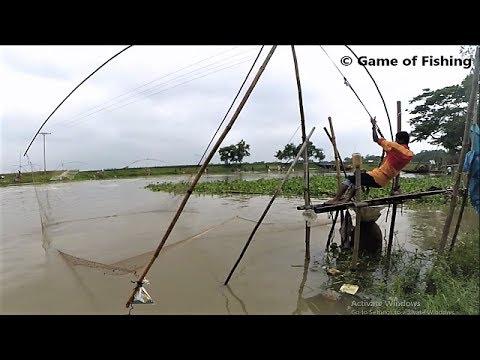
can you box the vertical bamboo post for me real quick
[449,74,480,253]
[351,153,362,270]
[449,188,469,254]
[323,123,345,252]
[439,46,480,255]
[386,101,402,259]
[291,45,311,261]
[323,127,347,178]
[393,101,402,193]
[328,116,342,189]
[125,45,278,308]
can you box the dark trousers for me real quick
[346,173,382,188]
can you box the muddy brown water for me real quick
[1,174,478,314]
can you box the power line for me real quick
[52,47,258,129]
[58,51,256,129]
[195,46,265,167]
[39,132,51,174]
[59,55,256,130]
[62,46,241,121]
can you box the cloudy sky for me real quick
[0,45,473,173]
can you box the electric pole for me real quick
[39,132,51,174]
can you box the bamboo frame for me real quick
[125,46,278,308]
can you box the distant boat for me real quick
[316,163,352,171]
[403,163,448,174]
[403,168,444,174]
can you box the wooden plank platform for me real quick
[297,188,451,214]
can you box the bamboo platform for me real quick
[297,188,452,214]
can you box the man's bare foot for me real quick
[324,197,351,205]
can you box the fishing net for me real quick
[15,48,323,293]
[22,147,337,281]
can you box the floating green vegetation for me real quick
[146,175,456,206]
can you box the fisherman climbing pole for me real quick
[318,45,396,263]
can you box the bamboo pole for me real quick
[449,81,479,253]
[323,127,347,178]
[291,45,311,261]
[438,46,480,255]
[125,46,278,308]
[328,117,342,189]
[323,124,345,253]
[449,188,469,255]
[393,101,402,194]
[298,189,450,213]
[351,153,362,270]
[224,127,316,285]
[386,101,402,259]
[325,210,340,251]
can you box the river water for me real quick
[1,174,477,314]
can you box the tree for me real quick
[218,139,250,166]
[364,154,381,162]
[274,141,325,163]
[344,155,381,163]
[408,74,473,155]
[411,149,454,164]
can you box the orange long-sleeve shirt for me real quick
[367,138,414,187]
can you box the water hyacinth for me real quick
[146,175,456,207]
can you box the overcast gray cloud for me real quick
[0,45,472,173]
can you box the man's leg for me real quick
[344,173,382,202]
[324,176,354,204]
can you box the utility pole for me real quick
[39,132,51,174]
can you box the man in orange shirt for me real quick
[325,118,414,204]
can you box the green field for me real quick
[0,161,425,188]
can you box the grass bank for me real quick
[146,175,456,205]
[361,229,479,315]
[0,162,312,188]
[1,161,425,188]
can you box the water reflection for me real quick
[407,207,479,251]
[224,284,249,315]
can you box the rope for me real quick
[344,45,394,141]
[320,45,389,168]
[319,46,375,123]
